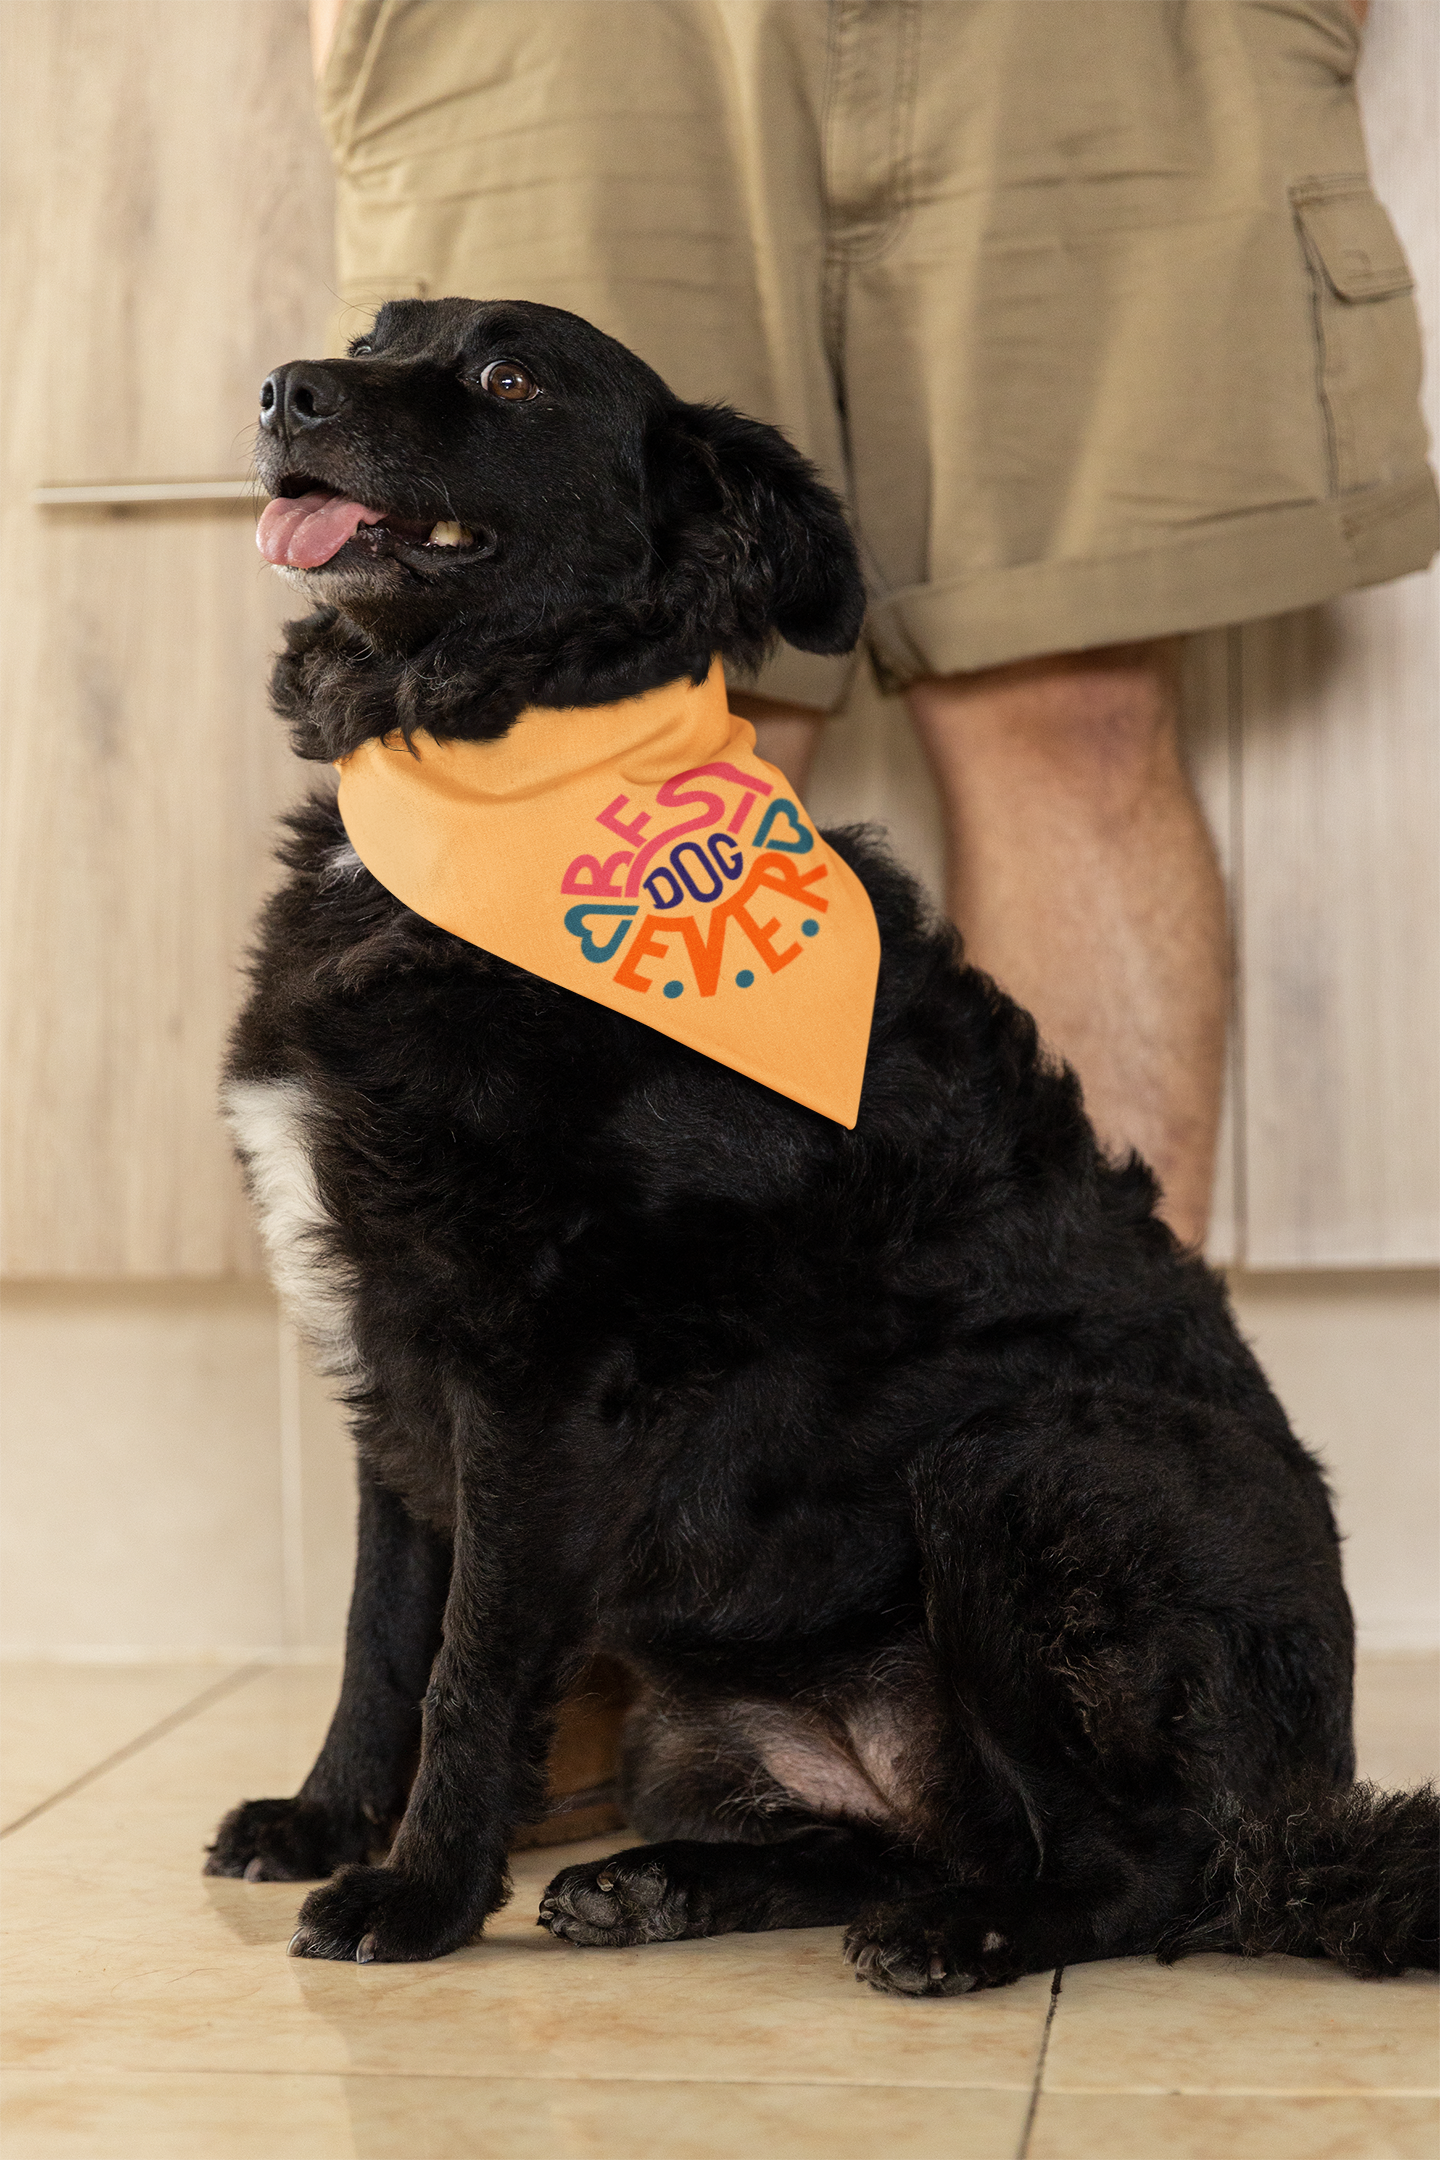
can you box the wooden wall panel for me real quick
[1,0,335,1275]
[1236,4,1439,1265]
[1238,592,1439,1265]
[1178,629,1243,1266]
[3,513,304,1274]
[10,0,336,487]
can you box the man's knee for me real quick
[909,640,1185,828]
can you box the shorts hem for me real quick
[730,645,860,714]
[864,473,1440,680]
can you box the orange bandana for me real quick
[335,665,879,1126]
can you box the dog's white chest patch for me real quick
[222,1077,357,1376]
[323,840,364,884]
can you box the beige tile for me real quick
[0,1283,284,1655]
[0,1662,249,1828]
[1043,1954,1440,2096]
[1355,1653,1440,1790]
[347,2076,1027,2159]
[0,2070,1028,2160]
[1029,2092,1440,2160]
[0,1666,1054,2090]
[0,2070,355,2160]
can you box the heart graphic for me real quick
[563,904,638,963]
[752,798,813,854]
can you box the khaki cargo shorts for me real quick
[319,0,1438,708]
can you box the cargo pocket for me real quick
[1292,179,1426,497]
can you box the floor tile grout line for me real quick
[7,2064,1436,2098]
[1015,1966,1064,2159]
[0,2065,1054,2094]
[0,1663,270,1840]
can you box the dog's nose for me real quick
[259,363,347,436]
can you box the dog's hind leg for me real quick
[843,1879,1132,1996]
[540,1681,945,1944]
[841,1385,1353,1997]
[205,1452,450,1882]
[541,1824,940,1946]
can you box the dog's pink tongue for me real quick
[256,490,384,569]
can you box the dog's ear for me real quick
[651,401,866,656]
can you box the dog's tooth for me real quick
[427,520,471,547]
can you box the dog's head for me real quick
[253,298,865,758]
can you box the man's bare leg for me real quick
[728,647,1226,1245]
[906,642,1228,1248]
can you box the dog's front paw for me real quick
[539,1850,690,1947]
[288,1863,472,1964]
[204,1796,373,1883]
[845,1896,1026,1998]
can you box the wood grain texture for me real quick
[1178,629,1243,1267]
[10,0,336,488]
[1237,4,1439,1265]
[3,511,305,1274]
[1,0,334,1274]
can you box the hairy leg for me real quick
[206,1452,451,1881]
[906,642,1228,1247]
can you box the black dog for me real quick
[206,298,1436,1990]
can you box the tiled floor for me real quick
[1,1658,1435,2159]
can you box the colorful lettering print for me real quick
[561,761,830,999]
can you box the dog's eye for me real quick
[349,339,374,358]
[480,359,539,402]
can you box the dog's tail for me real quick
[1163,1781,1439,1977]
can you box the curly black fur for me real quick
[207,299,1438,1992]
[257,299,863,761]
[1163,1783,1440,1976]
